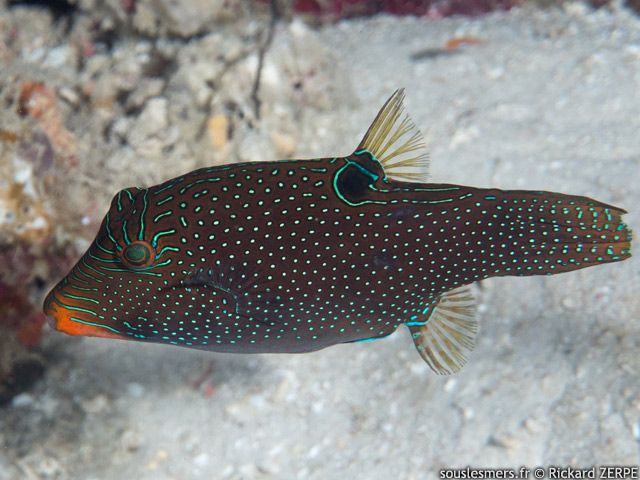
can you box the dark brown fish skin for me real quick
[43,150,631,354]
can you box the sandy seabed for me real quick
[1,2,639,479]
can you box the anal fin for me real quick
[407,286,478,375]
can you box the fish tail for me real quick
[407,191,631,374]
[485,190,632,276]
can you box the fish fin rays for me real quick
[408,285,478,375]
[357,88,429,183]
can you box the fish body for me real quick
[44,90,632,374]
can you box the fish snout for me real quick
[41,287,127,340]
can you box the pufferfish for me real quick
[43,89,632,374]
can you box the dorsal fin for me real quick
[357,89,429,183]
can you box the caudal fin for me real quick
[487,190,632,276]
[408,190,631,374]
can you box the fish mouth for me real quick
[43,288,127,340]
[45,313,57,330]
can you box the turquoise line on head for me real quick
[70,271,92,285]
[87,251,119,264]
[153,211,173,223]
[95,239,116,255]
[100,265,164,275]
[105,213,121,251]
[159,246,180,255]
[81,257,109,277]
[61,293,100,305]
[59,304,105,319]
[156,195,174,206]
[154,179,183,195]
[68,285,99,292]
[139,190,149,241]
[152,228,177,247]
[70,317,121,334]
[179,177,222,195]
[122,220,131,244]
[117,189,134,211]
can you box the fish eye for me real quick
[121,241,156,270]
